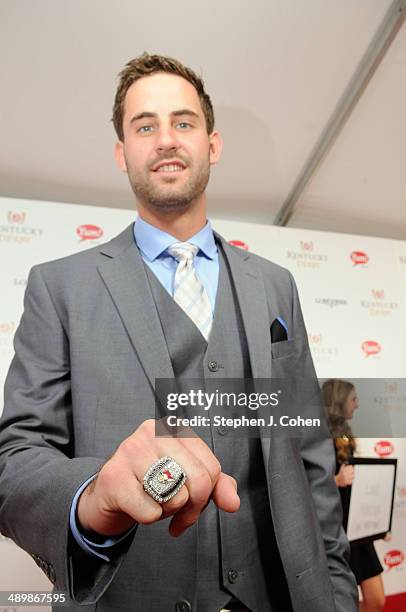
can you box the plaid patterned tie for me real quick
[167,242,213,340]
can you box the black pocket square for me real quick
[270,317,288,343]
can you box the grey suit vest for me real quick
[144,244,287,611]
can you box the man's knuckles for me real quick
[162,486,189,515]
[136,506,163,525]
[186,469,213,505]
[116,487,163,523]
[136,419,156,438]
[118,434,147,458]
[169,507,201,536]
[208,457,221,484]
[97,460,123,492]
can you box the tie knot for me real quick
[168,242,198,262]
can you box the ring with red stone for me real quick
[143,456,187,503]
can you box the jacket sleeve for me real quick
[288,271,359,612]
[0,265,135,605]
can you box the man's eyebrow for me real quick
[130,111,157,124]
[171,109,200,120]
[129,109,200,124]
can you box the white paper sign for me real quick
[347,463,396,542]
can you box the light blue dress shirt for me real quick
[134,216,219,311]
[70,217,220,560]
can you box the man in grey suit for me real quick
[0,54,358,611]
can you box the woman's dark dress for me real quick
[335,448,383,584]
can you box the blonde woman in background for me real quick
[322,379,385,612]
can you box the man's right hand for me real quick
[77,419,240,538]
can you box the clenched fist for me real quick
[77,419,240,538]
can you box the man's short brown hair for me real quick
[112,53,215,141]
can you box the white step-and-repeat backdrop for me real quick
[1,196,405,607]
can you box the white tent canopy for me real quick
[0,0,405,238]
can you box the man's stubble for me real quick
[126,153,211,213]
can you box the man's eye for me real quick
[176,122,191,129]
[138,125,154,133]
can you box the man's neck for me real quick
[136,201,207,241]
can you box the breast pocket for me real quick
[271,336,304,360]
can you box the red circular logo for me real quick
[384,550,404,569]
[362,341,381,357]
[229,239,249,251]
[374,440,394,457]
[76,224,104,241]
[350,251,369,266]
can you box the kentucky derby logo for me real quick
[300,240,313,251]
[0,211,43,244]
[0,321,15,334]
[7,211,26,224]
[361,289,398,317]
[286,241,328,269]
[307,332,338,361]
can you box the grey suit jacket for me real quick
[0,224,358,611]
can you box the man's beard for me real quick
[126,155,210,212]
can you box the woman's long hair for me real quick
[321,379,357,463]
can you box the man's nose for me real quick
[156,126,179,153]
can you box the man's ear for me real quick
[209,130,223,166]
[114,141,127,172]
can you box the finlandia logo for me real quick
[374,440,394,457]
[76,224,104,242]
[350,251,369,266]
[229,239,249,251]
[7,211,26,224]
[362,340,381,357]
[384,550,404,569]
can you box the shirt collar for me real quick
[133,217,217,262]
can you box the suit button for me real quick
[217,426,228,436]
[228,569,239,584]
[208,360,219,372]
[175,600,191,612]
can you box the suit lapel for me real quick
[216,234,271,378]
[97,225,175,399]
[216,233,273,465]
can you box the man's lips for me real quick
[151,160,187,173]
